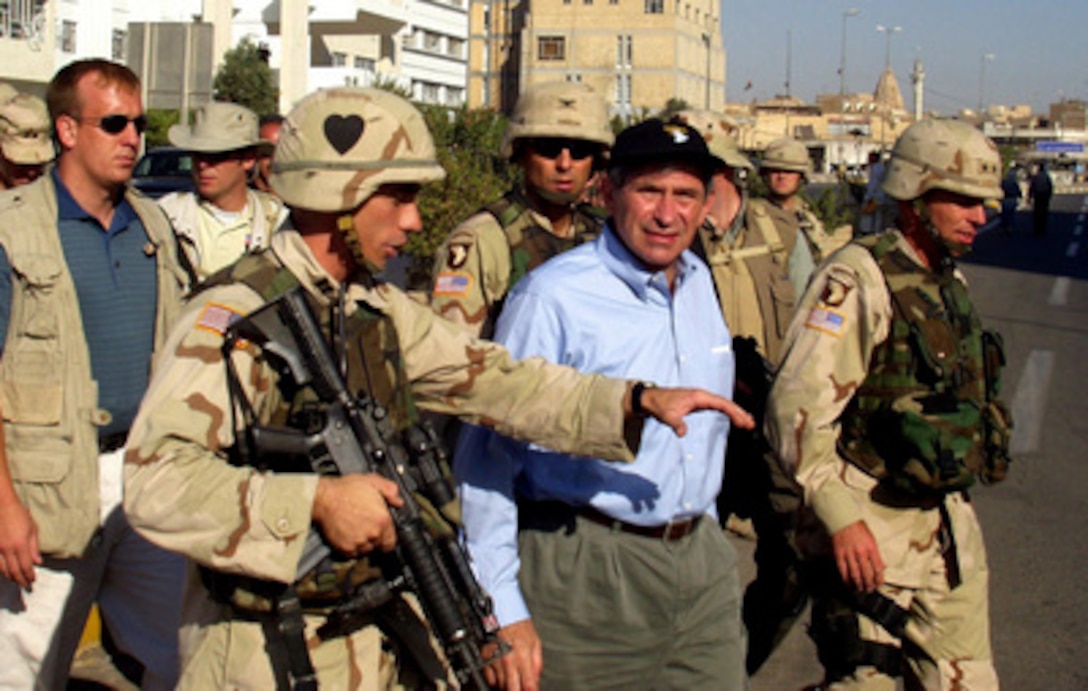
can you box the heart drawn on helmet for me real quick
[324,115,365,155]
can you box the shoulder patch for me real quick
[433,271,472,297]
[446,242,472,269]
[195,302,244,336]
[820,277,852,307]
[805,306,847,337]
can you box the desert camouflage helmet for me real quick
[675,109,753,171]
[760,137,812,175]
[881,119,1002,201]
[270,87,445,212]
[501,81,613,159]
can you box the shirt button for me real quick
[276,517,290,533]
[683,502,692,510]
[686,453,693,461]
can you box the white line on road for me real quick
[1010,350,1055,455]
[1049,277,1071,306]
[1067,242,1080,258]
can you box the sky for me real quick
[721,0,1086,115]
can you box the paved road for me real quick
[737,194,1088,690]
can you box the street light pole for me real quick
[839,8,860,96]
[876,23,902,70]
[978,53,996,115]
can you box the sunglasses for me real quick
[529,138,598,161]
[79,114,149,136]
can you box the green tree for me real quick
[212,38,279,116]
[659,97,691,119]
[404,105,513,289]
[144,109,180,148]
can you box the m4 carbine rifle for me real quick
[223,288,504,689]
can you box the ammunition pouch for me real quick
[980,400,1012,485]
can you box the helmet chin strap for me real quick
[336,212,381,276]
[533,185,580,207]
[913,198,971,258]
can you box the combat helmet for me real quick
[675,109,753,172]
[501,81,613,159]
[881,119,1002,201]
[270,87,445,213]
[760,137,812,175]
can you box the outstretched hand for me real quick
[638,387,755,437]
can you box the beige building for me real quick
[468,0,725,117]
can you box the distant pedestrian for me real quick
[1028,163,1053,236]
[1000,164,1022,233]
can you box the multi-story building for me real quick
[0,0,470,113]
[469,0,725,118]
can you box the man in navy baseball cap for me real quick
[609,117,725,183]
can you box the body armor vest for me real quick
[485,188,603,299]
[837,234,998,496]
[200,252,416,611]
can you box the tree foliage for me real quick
[144,109,181,148]
[212,38,279,116]
[404,105,514,289]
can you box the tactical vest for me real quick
[484,189,603,302]
[0,178,186,557]
[837,233,1004,496]
[201,252,417,611]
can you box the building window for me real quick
[616,74,631,108]
[421,82,440,103]
[424,31,442,52]
[644,0,663,14]
[583,0,592,4]
[448,37,465,58]
[60,19,76,52]
[331,51,347,67]
[354,56,375,71]
[565,73,582,83]
[111,29,126,61]
[615,35,632,68]
[609,0,619,4]
[447,87,464,106]
[538,36,566,61]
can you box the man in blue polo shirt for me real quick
[456,119,746,690]
[0,59,187,689]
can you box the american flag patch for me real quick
[805,306,846,337]
[195,303,243,335]
[433,271,472,297]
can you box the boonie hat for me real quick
[610,119,724,177]
[168,101,272,155]
[0,93,54,165]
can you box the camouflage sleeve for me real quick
[430,213,511,338]
[765,245,892,534]
[363,282,636,463]
[124,285,319,584]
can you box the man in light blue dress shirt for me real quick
[456,119,746,690]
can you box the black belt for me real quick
[98,431,129,453]
[519,500,702,542]
[577,505,702,542]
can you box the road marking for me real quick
[1010,349,1055,455]
[1067,242,1079,258]
[1049,276,1071,305]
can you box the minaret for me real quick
[911,58,925,121]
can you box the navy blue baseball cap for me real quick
[610,118,725,176]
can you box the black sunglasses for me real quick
[529,138,598,161]
[79,114,149,136]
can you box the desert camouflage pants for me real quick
[805,483,998,690]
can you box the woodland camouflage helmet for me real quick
[760,137,812,175]
[501,81,613,159]
[675,109,753,171]
[881,119,1003,201]
[270,87,445,212]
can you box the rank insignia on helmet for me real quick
[433,272,472,297]
[447,243,471,269]
[805,306,846,337]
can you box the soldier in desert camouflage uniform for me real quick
[123,87,751,689]
[765,119,1012,690]
[430,81,612,338]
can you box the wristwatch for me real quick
[631,381,657,417]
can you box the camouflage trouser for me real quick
[805,489,998,690]
[177,582,448,690]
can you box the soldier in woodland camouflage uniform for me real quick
[765,119,1012,690]
[123,87,751,689]
[430,82,613,338]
